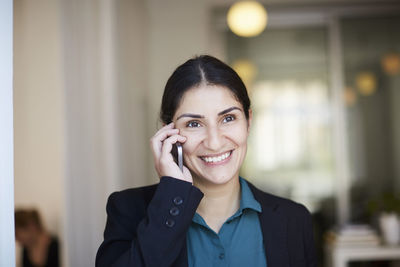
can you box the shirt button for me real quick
[169,207,180,216]
[173,196,183,205]
[165,219,175,228]
[219,253,225,259]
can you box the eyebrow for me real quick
[176,113,204,120]
[218,106,242,116]
[176,106,242,121]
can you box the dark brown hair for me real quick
[15,209,43,231]
[160,55,251,124]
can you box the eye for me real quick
[186,121,201,128]
[222,115,236,123]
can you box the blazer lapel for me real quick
[248,183,289,267]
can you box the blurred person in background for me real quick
[96,55,317,267]
[15,209,59,267]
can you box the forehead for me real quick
[177,84,241,111]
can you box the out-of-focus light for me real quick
[343,87,357,106]
[356,72,377,96]
[232,59,257,90]
[381,53,400,76]
[227,1,267,38]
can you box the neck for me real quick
[194,176,241,230]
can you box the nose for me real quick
[203,125,224,151]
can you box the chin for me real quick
[194,171,238,186]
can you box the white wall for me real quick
[14,0,65,233]
[13,0,150,265]
[13,1,65,265]
[0,0,15,266]
[114,0,149,189]
[60,0,149,265]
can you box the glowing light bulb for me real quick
[381,53,400,76]
[227,1,268,37]
[356,72,377,96]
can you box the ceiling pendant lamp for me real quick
[227,1,268,38]
[356,72,377,96]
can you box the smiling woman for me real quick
[173,85,250,189]
[96,55,317,267]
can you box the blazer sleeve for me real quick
[96,177,203,267]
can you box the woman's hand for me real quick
[150,122,193,183]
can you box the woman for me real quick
[15,209,60,267]
[96,55,317,267]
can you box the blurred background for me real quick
[12,0,400,266]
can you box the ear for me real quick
[161,120,172,127]
[247,109,253,132]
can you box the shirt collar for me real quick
[192,177,262,225]
[238,176,262,214]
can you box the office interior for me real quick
[12,0,400,266]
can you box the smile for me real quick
[200,151,232,163]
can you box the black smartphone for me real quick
[172,142,183,172]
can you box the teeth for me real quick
[202,151,231,163]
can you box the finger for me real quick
[152,127,179,147]
[151,122,176,149]
[157,134,186,178]
[150,128,179,158]
[160,135,187,159]
[154,122,174,137]
[153,128,179,143]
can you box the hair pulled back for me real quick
[160,55,251,124]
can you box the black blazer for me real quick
[96,177,317,267]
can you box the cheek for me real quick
[181,131,203,156]
[226,124,249,145]
[240,131,249,145]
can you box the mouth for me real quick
[199,150,232,164]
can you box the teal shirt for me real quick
[187,177,267,267]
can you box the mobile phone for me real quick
[172,142,183,172]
